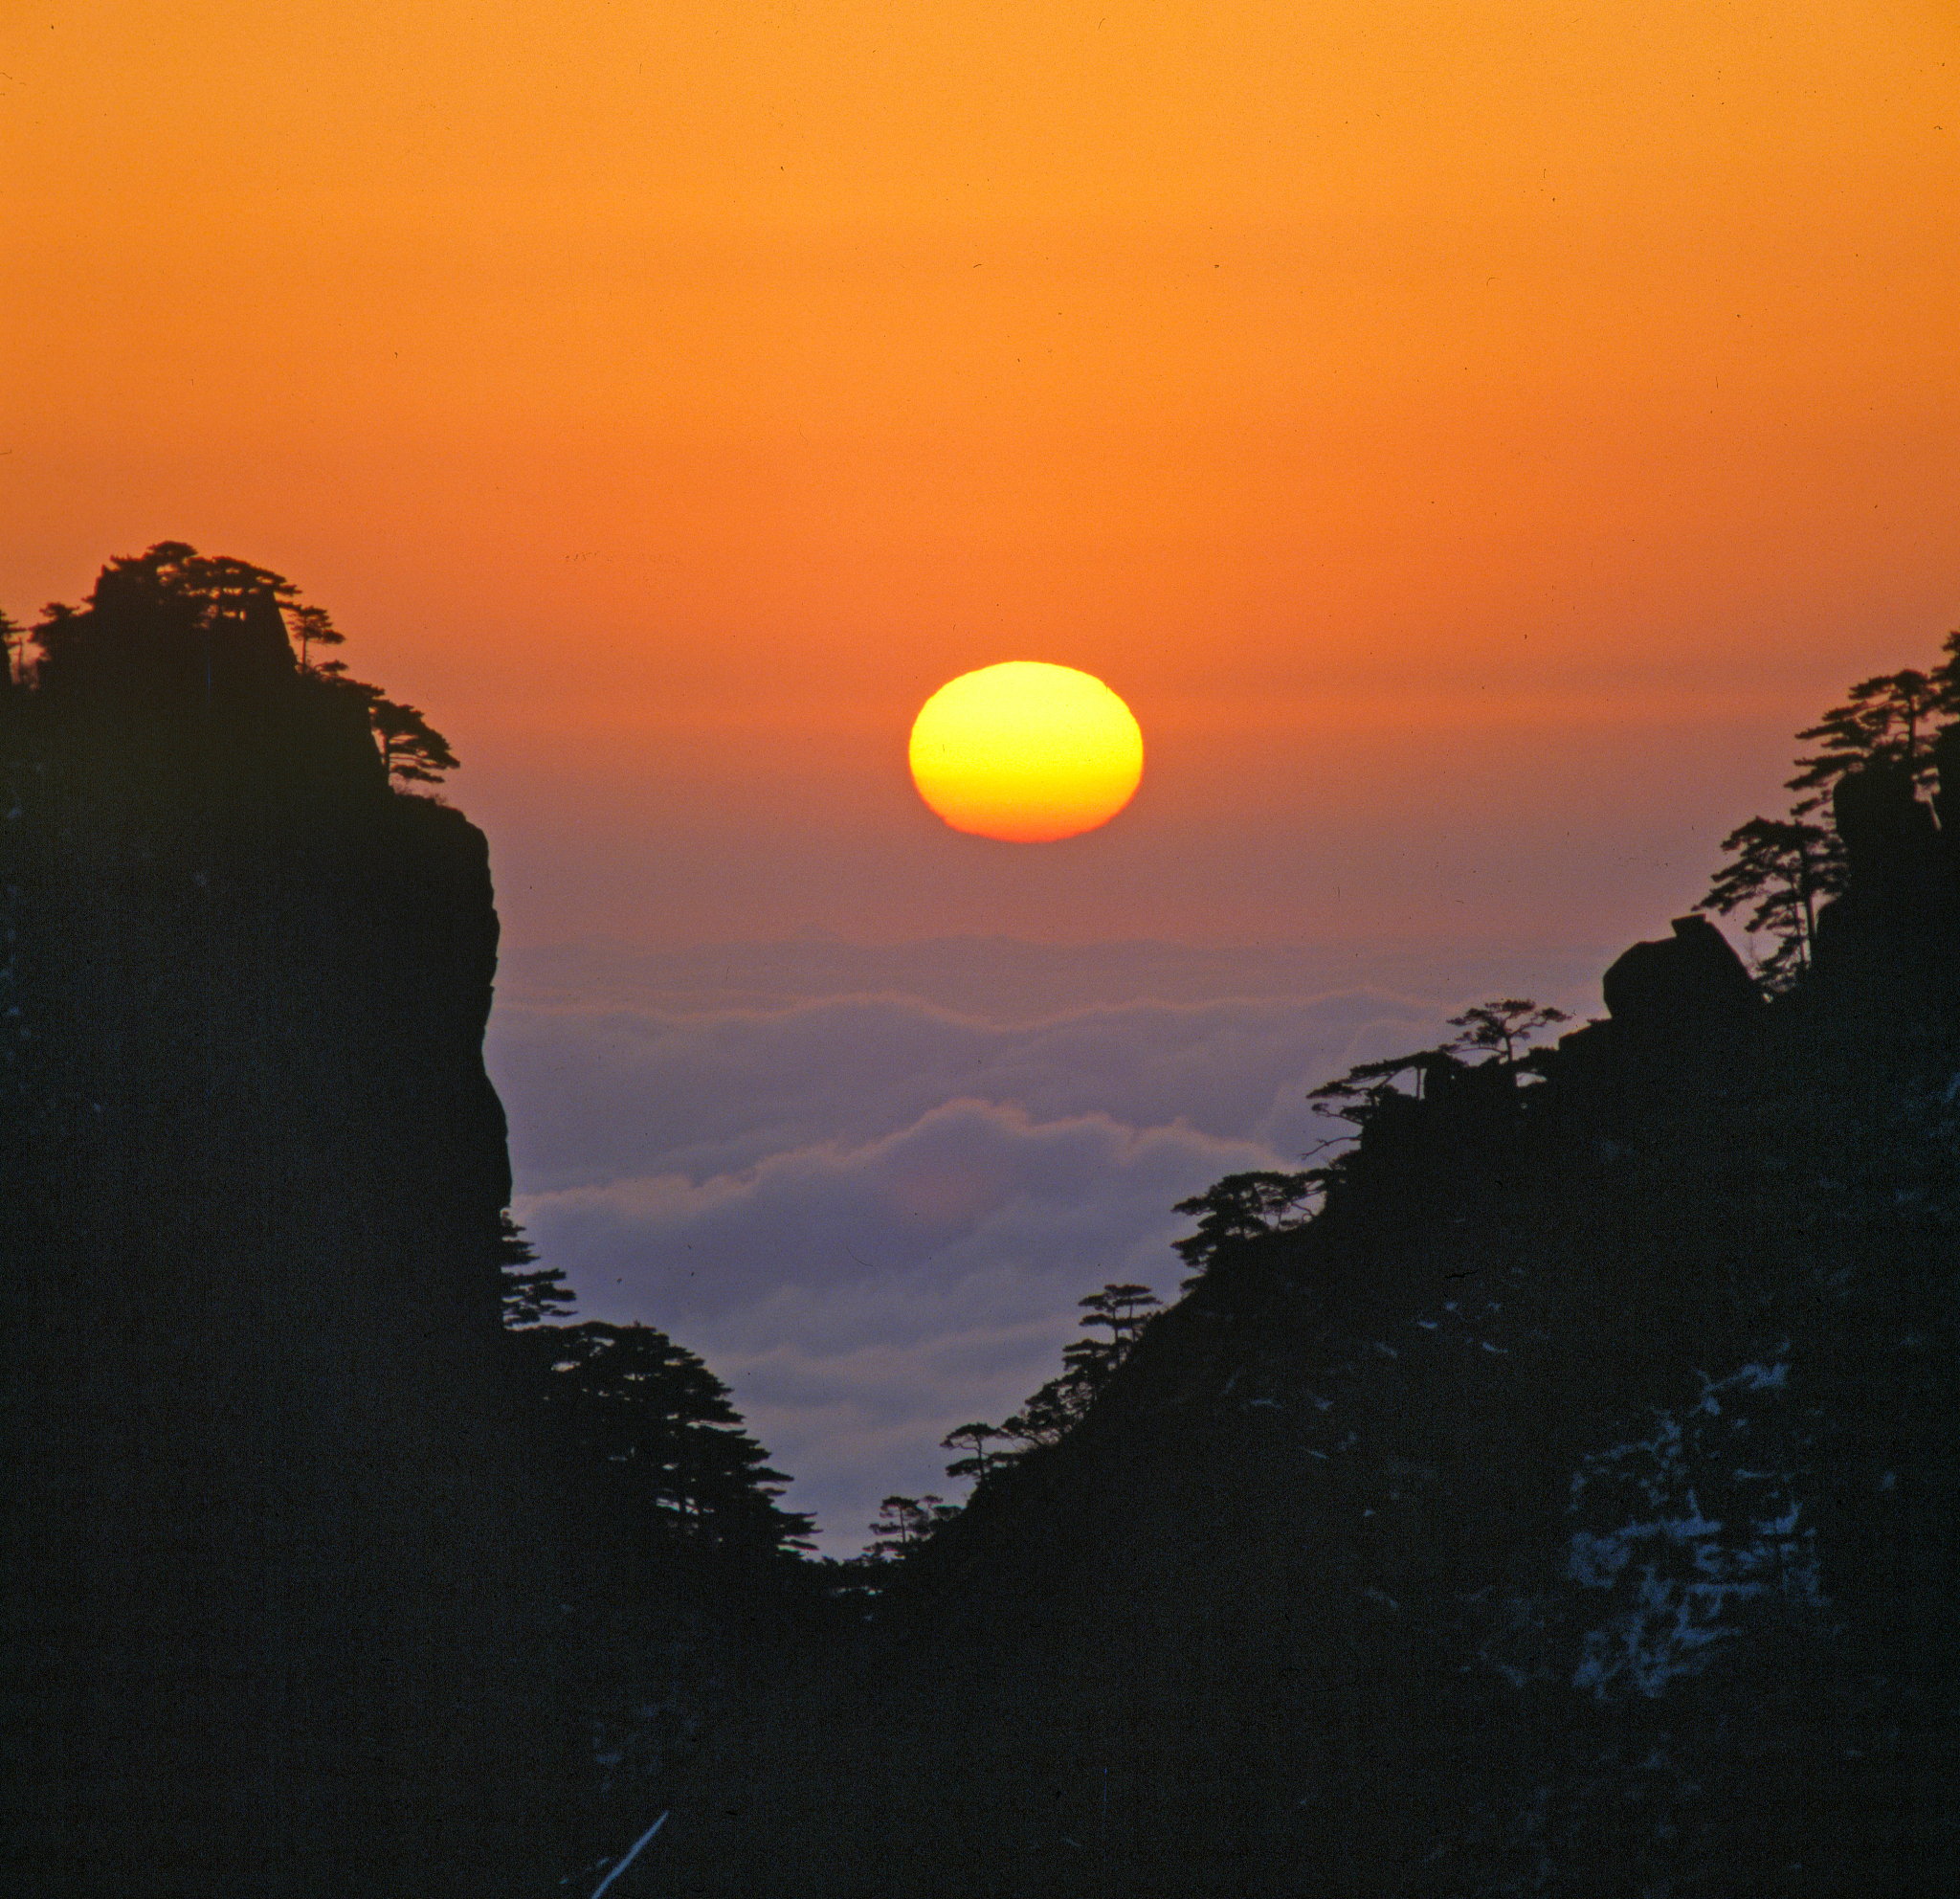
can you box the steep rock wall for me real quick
[1,593,567,1895]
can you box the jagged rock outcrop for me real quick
[1601,911,1762,1049]
[1812,757,1960,1016]
[1,567,570,1897]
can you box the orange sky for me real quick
[5,0,1957,950]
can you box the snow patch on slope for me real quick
[1565,1352,1825,1699]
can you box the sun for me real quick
[908,662,1145,842]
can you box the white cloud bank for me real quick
[494,989,1454,1194]
[488,949,1599,1553]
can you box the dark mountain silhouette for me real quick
[0,548,814,1897]
[628,652,1960,1895]
[1,548,567,1895]
[8,549,1959,1894]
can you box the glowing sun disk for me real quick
[908,662,1144,842]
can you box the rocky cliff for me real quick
[1,557,570,1896]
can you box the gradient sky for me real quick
[8,1,1957,1546]
[8,0,1958,948]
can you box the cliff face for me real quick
[1,571,565,1896]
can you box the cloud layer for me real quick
[494,988,1449,1195]
[487,951,1592,1553]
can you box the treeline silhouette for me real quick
[496,1215,813,1556]
[4,542,457,785]
[861,1283,1167,1559]
[1694,653,1958,989]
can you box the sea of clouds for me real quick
[488,938,1605,1553]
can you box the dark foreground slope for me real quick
[0,564,579,1896]
[651,771,1960,1894]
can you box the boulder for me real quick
[1601,914,1761,1046]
